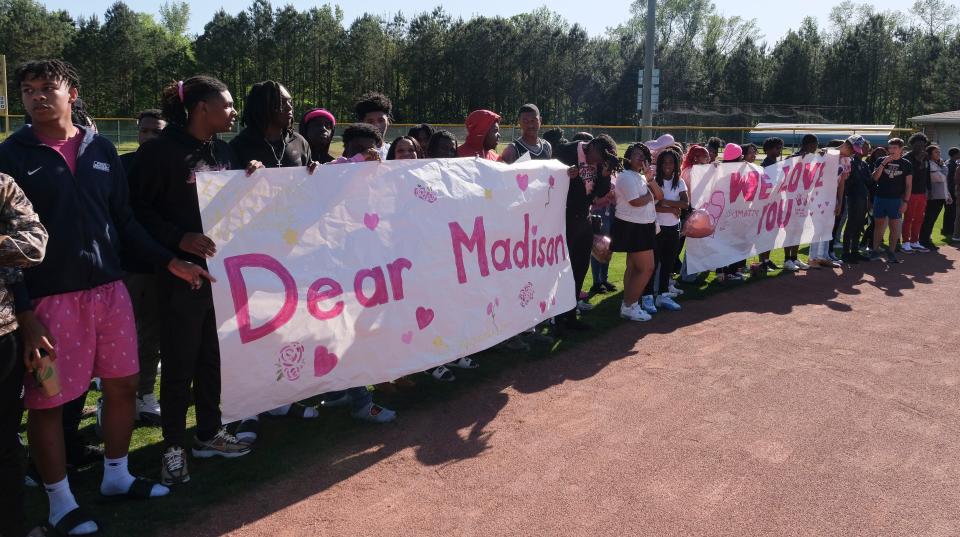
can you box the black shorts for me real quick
[610,218,656,253]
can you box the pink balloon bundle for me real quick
[683,209,715,238]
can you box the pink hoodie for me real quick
[456,109,501,160]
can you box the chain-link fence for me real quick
[0,116,914,153]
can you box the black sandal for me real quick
[101,477,161,500]
[46,507,100,536]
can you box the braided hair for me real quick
[160,75,229,127]
[656,149,681,190]
[588,134,623,175]
[623,142,652,172]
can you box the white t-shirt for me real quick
[614,170,656,224]
[378,142,391,160]
[655,177,688,226]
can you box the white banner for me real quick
[196,159,575,422]
[685,151,841,273]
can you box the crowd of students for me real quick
[0,59,955,537]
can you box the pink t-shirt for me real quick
[34,128,83,175]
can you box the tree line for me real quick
[0,0,957,127]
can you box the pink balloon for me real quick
[683,209,715,238]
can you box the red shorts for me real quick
[23,280,139,410]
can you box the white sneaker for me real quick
[655,295,682,311]
[783,260,799,272]
[137,394,161,423]
[620,303,651,321]
[901,242,913,253]
[640,295,657,314]
[576,300,594,311]
[912,242,928,252]
[668,282,684,295]
[794,259,810,270]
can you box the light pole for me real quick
[641,0,656,140]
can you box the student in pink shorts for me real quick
[0,59,213,536]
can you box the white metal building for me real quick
[908,111,960,149]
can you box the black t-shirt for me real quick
[875,157,912,199]
[948,159,957,195]
[761,155,779,168]
[229,128,312,169]
[905,152,929,194]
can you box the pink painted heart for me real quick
[313,346,338,377]
[416,307,435,330]
[486,302,493,316]
[363,212,379,230]
[539,301,547,313]
[401,331,413,344]
[516,174,529,191]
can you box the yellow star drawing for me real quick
[484,188,493,199]
[283,228,299,245]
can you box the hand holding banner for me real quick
[197,158,574,421]
[685,151,841,273]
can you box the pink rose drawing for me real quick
[415,183,438,203]
[276,342,306,382]
[518,282,535,307]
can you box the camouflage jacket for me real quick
[0,172,47,336]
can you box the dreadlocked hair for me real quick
[15,59,81,89]
[241,80,287,135]
[623,142,651,172]
[588,134,622,174]
[656,149,681,191]
[160,75,229,128]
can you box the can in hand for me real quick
[33,348,61,398]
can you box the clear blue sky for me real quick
[38,0,909,44]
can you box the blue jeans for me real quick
[590,206,613,287]
[324,386,373,413]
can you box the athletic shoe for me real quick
[428,365,456,382]
[640,295,657,314]
[885,250,901,264]
[576,300,595,312]
[869,250,883,261]
[351,402,396,423]
[667,282,684,295]
[952,235,960,242]
[588,284,604,295]
[855,252,872,262]
[794,259,811,270]
[828,251,841,262]
[601,282,617,292]
[620,303,651,322]
[912,242,929,252]
[161,446,190,485]
[783,260,799,272]
[901,242,913,253]
[448,356,479,369]
[655,295,682,311]
[922,242,939,251]
[137,394,161,424]
[726,272,744,281]
[762,259,781,271]
[192,428,252,459]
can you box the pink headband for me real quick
[303,108,336,127]
[177,80,184,103]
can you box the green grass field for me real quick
[19,206,954,535]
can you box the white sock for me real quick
[101,455,169,498]
[46,477,98,535]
